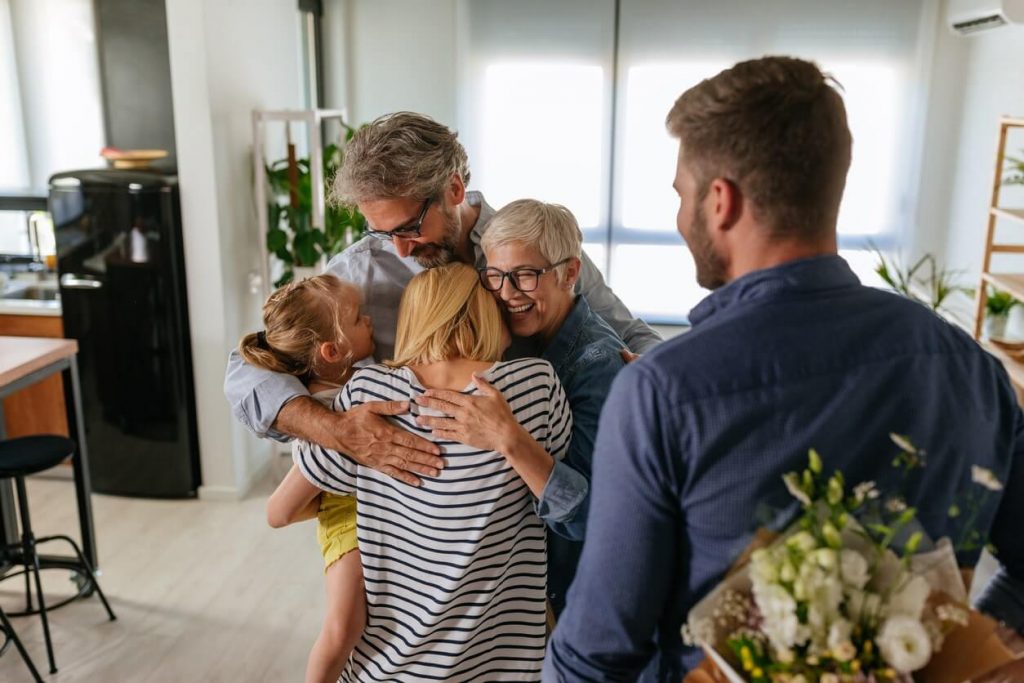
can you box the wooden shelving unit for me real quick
[973,116,1024,394]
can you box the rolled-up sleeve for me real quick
[537,460,589,535]
[223,348,308,441]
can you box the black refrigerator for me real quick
[49,169,200,497]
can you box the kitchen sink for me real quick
[1,283,60,301]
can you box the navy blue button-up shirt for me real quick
[545,255,1024,682]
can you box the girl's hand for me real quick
[414,375,523,454]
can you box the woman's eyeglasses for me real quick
[477,258,571,292]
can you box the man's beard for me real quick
[411,202,461,268]
[689,203,727,290]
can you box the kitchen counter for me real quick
[0,298,61,316]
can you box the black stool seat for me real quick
[0,435,76,477]
[0,434,116,675]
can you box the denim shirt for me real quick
[536,295,627,615]
[223,191,661,443]
[544,255,1024,683]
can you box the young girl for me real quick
[238,274,374,683]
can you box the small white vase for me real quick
[985,314,1008,341]
[1004,306,1024,341]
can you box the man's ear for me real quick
[446,173,466,207]
[705,177,742,234]
[562,257,582,290]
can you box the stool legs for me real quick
[0,606,43,683]
[15,476,57,674]
[40,534,116,622]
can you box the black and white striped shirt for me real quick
[294,358,573,682]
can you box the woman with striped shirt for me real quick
[294,262,574,682]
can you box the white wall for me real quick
[933,20,1024,276]
[322,0,457,126]
[165,0,303,499]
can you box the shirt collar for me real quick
[688,254,860,326]
[467,191,495,268]
[542,295,591,373]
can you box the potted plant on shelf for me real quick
[984,289,1017,340]
[265,128,365,287]
[1004,150,1024,186]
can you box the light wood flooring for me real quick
[0,457,324,682]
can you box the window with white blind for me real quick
[458,0,931,322]
[0,0,105,252]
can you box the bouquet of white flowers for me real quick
[684,437,1018,683]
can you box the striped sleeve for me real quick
[545,365,573,462]
[292,381,358,495]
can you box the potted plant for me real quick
[872,248,966,314]
[265,128,365,287]
[1004,150,1024,186]
[983,289,1017,340]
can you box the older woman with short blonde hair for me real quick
[416,199,635,618]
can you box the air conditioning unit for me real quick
[948,0,1024,34]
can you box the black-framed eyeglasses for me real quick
[477,258,572,293]
[365,199,431,241]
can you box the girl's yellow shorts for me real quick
[316,493,357,571]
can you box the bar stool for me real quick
[0,435,116,674]
[0,605,43,682]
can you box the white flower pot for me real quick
[1004,306,1024,341]
[984,314,1008,341]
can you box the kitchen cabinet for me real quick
[0,313,69,437]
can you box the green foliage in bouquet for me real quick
[266,129,366,287]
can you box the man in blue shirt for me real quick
[544,56,1024,682]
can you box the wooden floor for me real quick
[0,457,325,682]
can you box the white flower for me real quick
[840,549,870,589]
[848,589,882,623]
[753,583,800,651]
[890,432,918,454]
[887,574,930,620]
[853,480,880,503]
[886,497,908,513]
[786,530,817,554]
[878,615,933,672]
[790,676,808,683]
[827,619,857,661]
[971,466,1003,491]
[750,549,778,588]
[820,674,840,683]
[813,548,838,570]
[783,472,811,505]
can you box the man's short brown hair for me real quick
[666,56,852,240]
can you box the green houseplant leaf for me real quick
[263,123,367,284]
